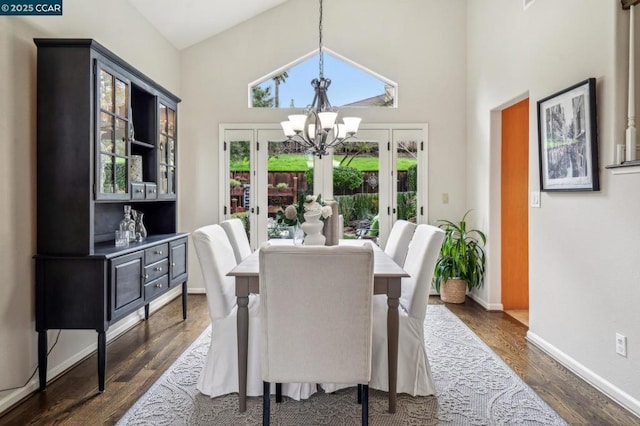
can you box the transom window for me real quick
[249,49,397,109]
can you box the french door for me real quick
[219,123,428,249]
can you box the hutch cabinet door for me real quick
[110,250,144,320]
[158,100,177,199]
[169,237,188,286]
[96,61,132,201]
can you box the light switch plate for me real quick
[531,191,541,208]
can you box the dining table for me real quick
[227,239,409,414]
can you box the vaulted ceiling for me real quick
[128,0,289,50]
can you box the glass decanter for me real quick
[133,210,147,242]
[119,205,136,242]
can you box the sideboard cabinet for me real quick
[34,39,187,392]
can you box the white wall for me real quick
[180,0,468,291]
[467,0,640,415]
[0,0,180,412]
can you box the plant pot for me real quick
[440,278,467,304]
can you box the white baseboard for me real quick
[188,287,205,294]
[468,293,503,311]
[0,287,182,415]
[527,331,640,418]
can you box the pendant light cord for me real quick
[318,0,324,79]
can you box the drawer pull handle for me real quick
[154,267,162,272]
[144,274,149,280]
[155,250,163,255]
[155,283,163,288]
[136,189,143,193]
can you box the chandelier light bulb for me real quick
[318,112,338,130]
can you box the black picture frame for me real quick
[537,78,599,191]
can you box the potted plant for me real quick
[433,210,487,304]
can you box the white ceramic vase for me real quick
[301,211,325,245]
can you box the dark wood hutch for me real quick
[34,39,187,392]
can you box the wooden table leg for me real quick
[237,286,250,412]
[387,288,400,413]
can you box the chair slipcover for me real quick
[220,218,252,263]
[192,225,315,400]
[384,220,417,266]
[259,244,374,421]
[323,224,445,396]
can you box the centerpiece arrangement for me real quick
[277,194,332,245]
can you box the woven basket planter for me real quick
[440,278,467,304]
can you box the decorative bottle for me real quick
[133,210,147,242]
[119,205,136,242]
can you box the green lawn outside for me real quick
[230,154,416,172]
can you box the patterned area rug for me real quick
[117,305,567,425]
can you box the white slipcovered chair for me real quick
[220,218,252,263]
[384,220,417,266]
[192,224,315,400]
[370,224,445,395]
[322,224,445,397]
[259,244,375,425]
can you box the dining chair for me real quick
[192,224,316,401]
[371,224,445,396]
[259,244,375,426]
[220,218,252,263]
[384,219,417,266]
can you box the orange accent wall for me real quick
[501,99,529,310]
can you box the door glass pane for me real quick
[99,70,113,112]
[168,166,175,195]
[115,157,128,194]
[100,112,114,153]
[228,136,251,245]
[334,139,380,240]
[100,154,114,193]
[115,118,127,156]
[159,164,168,194]
[167,108,175,137]
[266,139,310,240]
[115,79,128,117]
[159,104,167,134]
[168,138,175,166]
[394,132,419,222]
[159,135,167,164]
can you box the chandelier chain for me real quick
[318,0,323,79]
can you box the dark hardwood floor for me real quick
[1,294,638,425]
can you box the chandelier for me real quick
[280,0,361,158]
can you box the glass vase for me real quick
[134,211,147,242]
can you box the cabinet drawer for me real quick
[131,182,145,200]
[144,275,169,301]
[145,183,158,200]
[145,243,168,265]
[145,259,168,283]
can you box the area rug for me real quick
[117,305,567,425]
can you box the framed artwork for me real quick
[537,78,599,191]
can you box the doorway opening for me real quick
[501,98,529,326]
